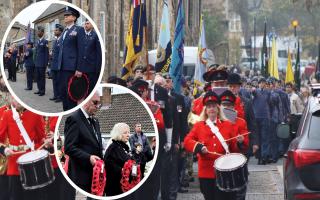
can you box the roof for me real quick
[59,93,155,135]
[33,3,64,23]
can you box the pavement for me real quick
[75,157,285,200]
[4,69,64,113]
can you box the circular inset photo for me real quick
[54,83,159,199]
[0,0,105,115]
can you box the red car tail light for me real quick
[291,149,320,169]
[294,193,320,199]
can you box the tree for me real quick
[203,11,227,64]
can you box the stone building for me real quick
[202,0,243,65]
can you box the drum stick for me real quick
[37,136,54,150]
[224,132,251,142]
[11,151,26,155]
[208,151,223,156]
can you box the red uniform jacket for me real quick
[232,117,249,154]
[0,110,46,175]
[192,96,204,116]
[184,119,241,179]
[235,96,245,119]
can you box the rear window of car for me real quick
[309,112,320,140]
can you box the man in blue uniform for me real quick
[34,26,49,96]
[50,24,64,102]
[24,42,34,90]
[58,6,81,110]
[77,19,101,93]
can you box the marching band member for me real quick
[192,65,229,116]
[184,91,244,200]
[0,95,46,200]
[0,92,10,200]
[220,90,250,200]
[227,73,245,119]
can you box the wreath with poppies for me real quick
[120,159,141,192]
[91,160,106,196]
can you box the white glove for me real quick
[164,142,172,152]
[4,148,13,156]
[164,128,173,152]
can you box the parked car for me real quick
[283,85,320,200]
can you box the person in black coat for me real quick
[77,20,102,93]
[24,42,35,90]
[104,123,132,196]
[64,91,103,197]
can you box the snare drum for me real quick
[214,153,248,192]
[17,150,55,190]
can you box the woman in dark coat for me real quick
[104,123,132,196]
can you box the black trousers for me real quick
[60,71,77,111]
[43,168,71,200]
[199,178,237,200]
[0,175,9,200]
[8,62,16,81]
[8,175,45,200]
[51,70,61,99]
[25,65,34,89]
[35,67,46,93]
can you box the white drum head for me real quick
[17,150,48,164]
[214,153,247,171]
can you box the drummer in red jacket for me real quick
[220,90,250,200]
[220,90,249,154]
[184,90,245,200]
[0,96,46,200]
[192,65,229,116]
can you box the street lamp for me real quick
[292,20,299,37]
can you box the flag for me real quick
[268,36,279,79]
[24,22,32,50]
[294,41,301,90]
[121,0,147,80]
[193,14,208,96]
[155,0,171,73]
[285,47,294,83]
[261,19,268,77]
[169,0,184,93]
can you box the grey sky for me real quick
[15,1,50,28]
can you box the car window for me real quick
[296,102,309,137]
[309,112,320,140]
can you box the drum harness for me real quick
[11,106,34,151]
[206,119,230,154]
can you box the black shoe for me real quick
[258,159,266,165]
[178,188,188,193]
[24,88,32,90]
[49,97,57,101]
[38,93,45,96]
[12,79,16,82]
[189,177,195,182]
[54,98,62,103]
[34,91,40,94]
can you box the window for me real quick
[229,12,241,32]
[309,113,320,140]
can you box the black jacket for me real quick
[104,140,131,196]
[64,110,103,191]
[129,132,153,164]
